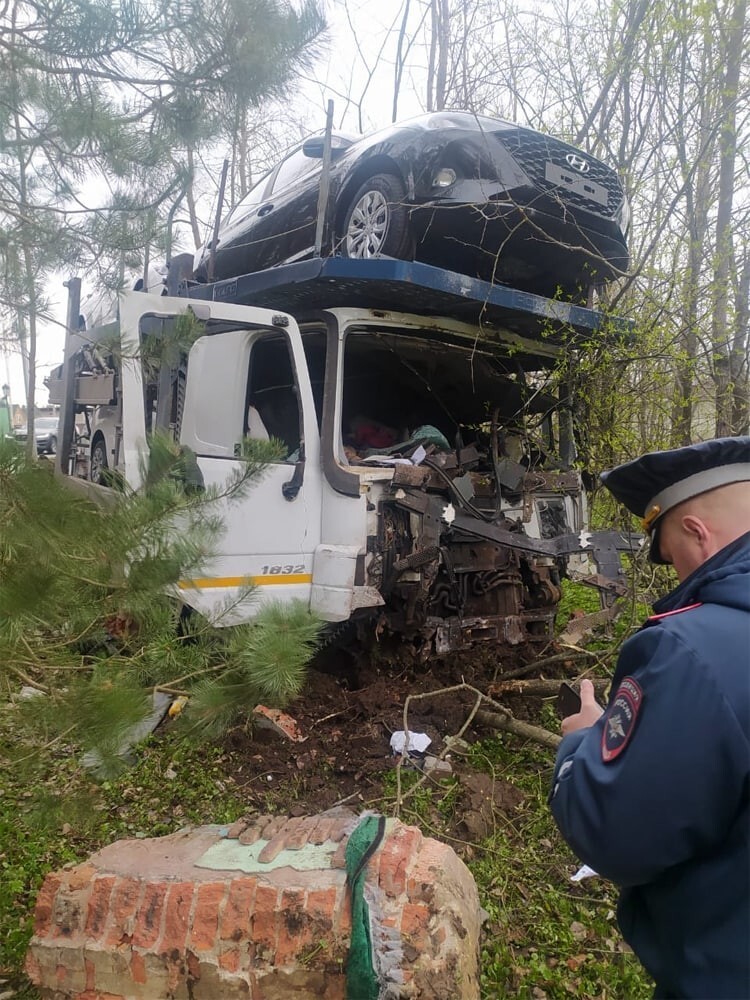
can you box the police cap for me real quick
[601,436,750,563]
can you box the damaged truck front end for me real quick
[372,467,581,654]
[316,307,631,656]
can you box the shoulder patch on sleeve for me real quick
[601,677,643,763]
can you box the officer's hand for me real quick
[561,679,605,736]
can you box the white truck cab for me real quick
[49,259,632,656]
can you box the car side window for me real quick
[226,171,272,221]
[269,149,318,195]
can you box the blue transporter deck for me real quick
[186,257,631,344]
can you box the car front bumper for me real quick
[409,191,629,293]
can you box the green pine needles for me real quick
[0,436,321,775]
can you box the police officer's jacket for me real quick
[550,530,750,999]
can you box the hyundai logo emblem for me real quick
[565,153,590,174]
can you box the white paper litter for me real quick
[570,864,599,882]
[389,730,432,755]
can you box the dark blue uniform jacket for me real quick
[550,531,750,999]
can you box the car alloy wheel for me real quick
[90,438,108,484]
[48,436,57,454]
[341,173,413,261]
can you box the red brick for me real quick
[24,952,42,984]
[275,889,311,966]
[84,876,116,940]
[305,887,337,929]
[104,878,143,947]
[64,862,97,892]
[400,901,431,946]
[132,882,167,951]
[32,873,63,937]
[407,873,437,904]
[50,887,87,940]
[331,840,348,869]
[378,826,422,897]
[186,949,201,980]
[239,824,263,846]
[251,884,280,957]
[165,952,184,994]
[188,881,227,952]
[307,817,333,845]
[130,951,147,985]
[218,947,241,973]
[219,877,257,943]
[158,882,194,954]
[226,817,249,839]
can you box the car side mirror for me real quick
[302,136,350,160]
[302,136,324,158]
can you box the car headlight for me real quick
[432,167,457,188]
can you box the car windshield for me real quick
[36,418,58,429]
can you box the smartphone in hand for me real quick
[556,681,582,719]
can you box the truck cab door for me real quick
[118,292,323,626]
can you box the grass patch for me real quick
[0,726,245,992]
[2,598,655,1000]
[466,735,652,999]
[378,736,652,998]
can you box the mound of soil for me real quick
[223,649,553,847]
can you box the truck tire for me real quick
[340,173,413,261]
[90,437,108,484]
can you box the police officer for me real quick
[549,436,750,999]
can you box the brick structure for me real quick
[26,811,481,999]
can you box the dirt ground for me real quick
[222,643,562,847]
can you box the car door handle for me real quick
[257,203,275,217]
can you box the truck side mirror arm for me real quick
[282,455,305,500]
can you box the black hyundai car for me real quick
[194,111,630,299]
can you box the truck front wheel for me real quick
[340,173,413,261]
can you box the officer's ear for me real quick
[677,513,713,560]
[657,509,708,568]
[680,513,708,541]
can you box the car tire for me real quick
[48,436,57,454]
[340,173,413,261]
[90,437,108,484]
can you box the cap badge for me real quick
[601,676,643,762]
[641,504,661,534]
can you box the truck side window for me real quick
[245,336,300,458]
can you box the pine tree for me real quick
[0,0,325,451]
[0,435,321,775]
